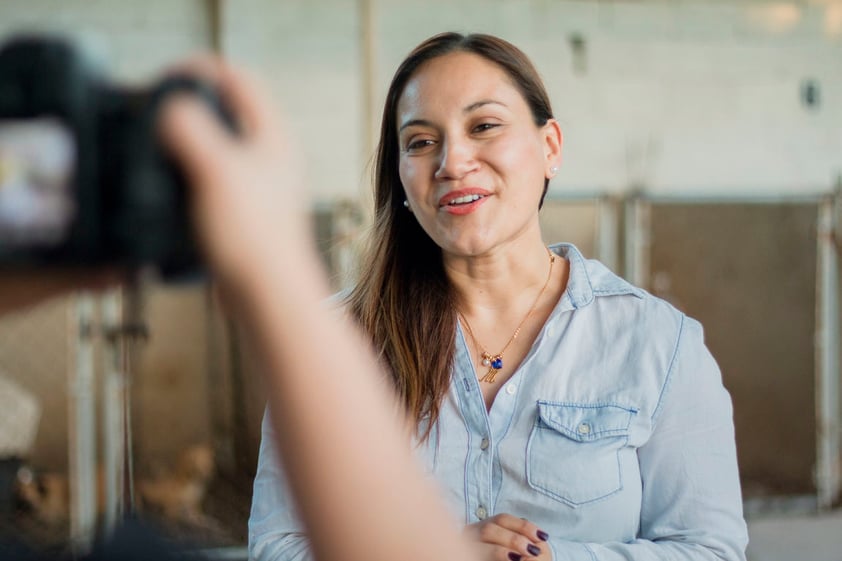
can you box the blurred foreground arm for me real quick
[159,58,478,561]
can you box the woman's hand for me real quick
[158,57,309,294]
[464,514,551,561]
[156,58,481,561]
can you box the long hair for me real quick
[346,32,555,439]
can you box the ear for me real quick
[542,119,563,178]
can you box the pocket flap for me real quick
[536,402,635,442]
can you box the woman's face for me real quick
[396,51,561,259]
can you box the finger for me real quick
[162,53,224,81]
[475,519,545,558]
[213,61,282,139]
[163,55,279,139]
[492,513,549,544]
[472,541,525,561]
[158,94,235,187]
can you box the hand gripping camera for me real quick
[0,35,234,279]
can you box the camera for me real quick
[0,35,234,279]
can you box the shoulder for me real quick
[553,242,682,329]
[552,242,694,376]
[551,242,644,304]
[584,258,646,300]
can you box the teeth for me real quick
[448,194,482,205]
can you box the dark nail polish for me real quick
[527,544,541,556]
[508,553,522,561]
[536,529,549,541]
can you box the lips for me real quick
[446,194,483,205]
[438,188,491,208]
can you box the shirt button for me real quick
[480,437,490,450]
[476,506,488,520]
[505,384,517,395]
[578,423,591,435]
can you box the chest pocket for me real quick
[526,402,636,507]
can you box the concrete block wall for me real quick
[190,0,842,199]
[221,0,368,204]
[2,0,839,199]
[371,0,842,197]
[0,0,213,81]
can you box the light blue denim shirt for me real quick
[249,243,748,561]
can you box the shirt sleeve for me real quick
[248,407,316,561]
[546,315,749,561]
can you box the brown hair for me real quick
[347,32,555,438]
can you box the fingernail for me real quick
[508,553,522,561]
[536,529,549,541]
[527,544,541,556]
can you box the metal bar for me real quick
[544,192,828,205]
[120,284,146,515]
[359,0,376,169]
[206,284,232,471]
[542,191,607,202]
[206,0,225,55]
[102,289,125,536]
[68,293,97,555]
[815,195,841,510]
[624,196,650,288]
[597,196,619,271]
[633,193,827,206]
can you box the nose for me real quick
[434,137,478,181]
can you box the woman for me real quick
[249,33,748,561]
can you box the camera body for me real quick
[0,35,233,278]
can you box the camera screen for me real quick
[0,118,76,250]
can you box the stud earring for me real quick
[550,166,559,174]
[403,200,410,208]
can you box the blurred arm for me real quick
[159,57,478,561]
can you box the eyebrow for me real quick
[398,99,508,132]
[465,99,507,112]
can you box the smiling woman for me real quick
[397,50,560,254]
[249,32,749,561]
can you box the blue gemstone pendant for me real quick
[479,355,505,383]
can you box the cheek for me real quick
[490,140,546,193]
[398,159,409,184]
[398,159,423,198]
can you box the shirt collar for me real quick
[549,242,644,311]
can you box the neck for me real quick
[444,239,559,318]
[449,239,566,389]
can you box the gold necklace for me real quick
[458,249,555,384]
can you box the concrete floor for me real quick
[200,502,842,561]
[747,509,842,561]
[201,516,842,561]
[197,513,842,561]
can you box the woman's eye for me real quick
[473,123,500,133]
[406,139,435,152]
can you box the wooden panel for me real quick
[540,200,599,259]
[648,202,818,496]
